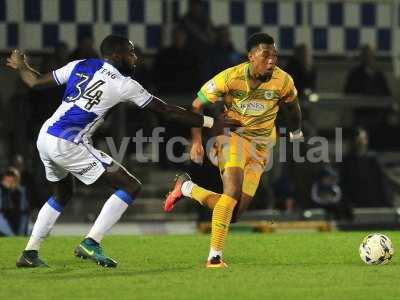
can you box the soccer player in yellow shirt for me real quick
[164,33,303,268]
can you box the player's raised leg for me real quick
[74,162,141,268]
[16,174,74,268]
[164,172,221,212]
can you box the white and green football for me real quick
[359,233,394,265]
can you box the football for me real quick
[359,233,394,265]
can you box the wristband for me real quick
[203,116,214,128]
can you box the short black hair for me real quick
[100,35,130,56]
[247,33,274,52]
[2,167,19,180]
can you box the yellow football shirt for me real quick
[197,62,297,151]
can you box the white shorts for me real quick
[37,132,113,185]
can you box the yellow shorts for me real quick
[208,132,272,197]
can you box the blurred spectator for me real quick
[273,167,296,213]
[311,166,352,220]
[0,168,29,236]
[42,41,70,71]
[369,111,400,151]
[179,0,214,51]
[277,117,319,211]
[125,45,158,155]
[11,154,39,210]
[341,127,392,207]
[344,45,391,95]
[153,26,199,94]
[206,25,242,77]
[178,0,214,82]
[285,44,316,98]
[278,44,317,141]
[69,33,99,61]
[132,45,153,91]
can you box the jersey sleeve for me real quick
[197,69,229,105]
[120,77,153,108]
[52,60,82,85]
[281,74,298,103]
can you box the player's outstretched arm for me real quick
[280,98,303,141]
[6,49,56,89]
[145,96,241,130]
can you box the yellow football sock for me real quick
[191,185,221,210]
[210,194,237,251]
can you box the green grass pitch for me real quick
[1,232,400,300]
